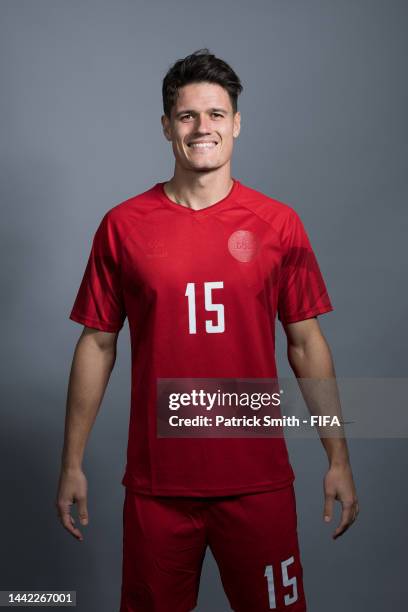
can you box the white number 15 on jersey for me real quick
[185,281,225,334]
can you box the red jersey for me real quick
[69,178,333,496]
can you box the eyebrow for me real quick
[175,107,229,118]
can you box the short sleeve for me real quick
[69,212,127,332]
[277,210,334,324]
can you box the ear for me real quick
[161,114,172,142]
[233,111,241,138]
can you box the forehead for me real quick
[174,81,232,112]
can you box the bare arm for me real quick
[282,317,359,539]
[55,326,119,541]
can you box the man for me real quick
[56,48,359,611]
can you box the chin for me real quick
[189,158,224,169]
[192,166,220,173]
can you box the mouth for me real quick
[187,141,219,149]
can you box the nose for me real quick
[194,112,212,133]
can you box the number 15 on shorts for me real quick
[264,556,298,608]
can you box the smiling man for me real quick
[162,79,240,204]
[57,49,359,611]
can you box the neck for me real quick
[164,167,233,211]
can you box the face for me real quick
[161,81,241,174]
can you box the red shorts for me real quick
[120,485,307,611]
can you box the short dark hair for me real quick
[162,48,243,118]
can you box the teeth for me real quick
[189,142,217,148]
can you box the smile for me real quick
[188,142,218,149]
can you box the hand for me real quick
[323,463,359,539]
[55,467,89,541]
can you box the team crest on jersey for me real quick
[228,230,258,263]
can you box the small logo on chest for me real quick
[145,238,168,258]
[228,230,258,262]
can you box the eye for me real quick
[180,112,224,121]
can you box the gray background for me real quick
[1,0,407,610]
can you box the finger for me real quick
[56,501,83,541]
[351,502,360,523]
[333,502,355,539]
[61,510,84,540]
[77,497,89,526]
[323,494,335,522]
